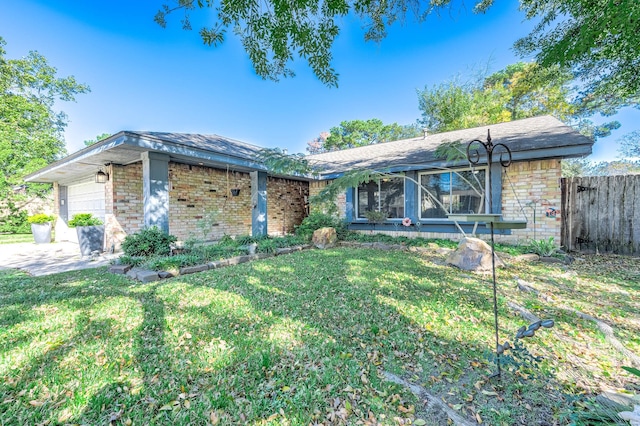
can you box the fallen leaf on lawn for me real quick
[209,411,220,425]
[476,412,482,423]
[29,400,44,407]
[184,399,191,409]
[481,390,498,396]
[414,420,427,426]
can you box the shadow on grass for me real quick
[0,248,611,424]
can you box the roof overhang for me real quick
[315,142,593,180]
[24,132,286,185]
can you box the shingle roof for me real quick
[126,131,264,162]
[307,115,593,175]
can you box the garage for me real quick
[66,178,106,221]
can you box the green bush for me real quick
[257,238,277,254]
[295,212,347,241]
[527,237,558,257]
[68,213,103,227]
[121,227,177,257]
[27,213,55,224]
[0,210,31,234]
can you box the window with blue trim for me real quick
[356,177,405,219]
[419,169,486,219]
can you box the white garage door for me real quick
[67,179,106,221]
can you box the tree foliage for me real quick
[618,131,640,159]
[155,0,640,105]
[0,37,90,214]
[155,0,478,86]
[84,133,111,147]
[417,61,620,140]
[323,119,421,151]
[515,0,640,109]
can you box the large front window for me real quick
[419,169,486,219]
[357,177,405,219]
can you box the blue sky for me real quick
[2,0,637,161]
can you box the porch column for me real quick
[251,171,268,236]
[142,152,170,233]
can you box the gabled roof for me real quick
[25,130,270,184]
[307,115,593,178]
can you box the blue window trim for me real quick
[343,165,504,234]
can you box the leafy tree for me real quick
[515,0,640,109]
[306,131,330,154]
[0,37,90,225]
[319,119,420,152]
[155,0,487,86]
[618,131,640,159]
[417,61,619,140]
[155,0,640,105]
[84,133,111,147]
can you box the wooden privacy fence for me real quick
[561,175,640,255]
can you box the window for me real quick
[419,169,486,219]
[356,177,405,219]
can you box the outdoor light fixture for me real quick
[95,168,109,184]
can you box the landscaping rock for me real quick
[275,247,294,255]
[312,227,337,249]
[109,264,132,274]
[446,237,505,272]
[179,264,209,275]
[126,267,144,280]
[208,259,230,269]
[137,270,160,283]
[158,271,174,279]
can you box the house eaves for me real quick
[24,131,281,185]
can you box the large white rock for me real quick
[446,237,505,272]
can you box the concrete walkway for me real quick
[0,241,119,276]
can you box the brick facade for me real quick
[309,180,347,218]
[168,163,253,241]
[310,159,562,245]
[105,163,144,251]
[267,177,309,235]
[498,159,562,243]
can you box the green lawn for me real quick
[0,248,638,425]
[0,234,33,244]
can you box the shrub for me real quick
[364,210,387,223]
[527,237,557,257]
[27,213,55,224]
[121,227,177,257]
[295,212,347,241]
[0,210,31,234]
[68,213,103,227]
[257,238,277,254]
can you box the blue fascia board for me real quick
[347,222,511,235]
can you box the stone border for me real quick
[109,245,311,282]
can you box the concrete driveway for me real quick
[0,241,118,276]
